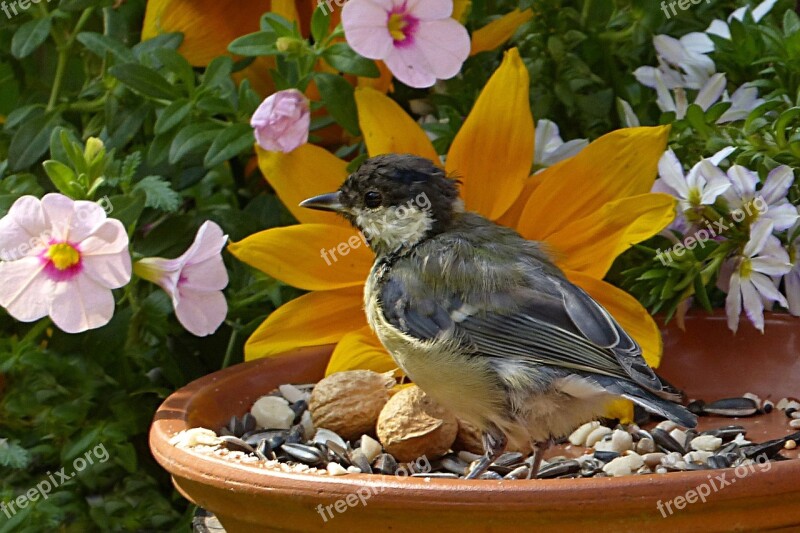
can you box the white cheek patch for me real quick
[357,206,433,253]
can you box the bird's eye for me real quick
[364,191,383,208]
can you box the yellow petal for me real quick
[244,287,366,360]
[565,271,663,369]
[495,174,543,228]
[227,225,373,291]
[470,9,534,56]
[518,126,670,240]
[452,0,472,22]
[355,87,438,161]
[142,0,268,66]
[256,144,351,227]
[326,326,397,375]
[446,48,534,220]
[547,193,676,279]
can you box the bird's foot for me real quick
[526,439,553,479]
[464,428,507,480]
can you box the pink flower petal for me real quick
[41,194,107,243]
[49,275,115,333]
[0,256,51,322]
[383,45,437,87]
[341,0,395,60]
[405,0,453,19]
[181,221,228,266]
[81,249,132,290]
[80,219,130,256]
[0,196,49,261]
[410,18,470,80]
[180,257,228,292]
[174,289,227,336]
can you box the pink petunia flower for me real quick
[134,221,229,337]
[722,220,792,333]
[251,89,310,153]
[0,194,131,333]
[342,0,470,88]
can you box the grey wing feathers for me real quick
[379,256,676,401]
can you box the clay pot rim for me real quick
[149,340,800,503]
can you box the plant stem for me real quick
[47,8,94,112]
[221,322,240,369]
[20,318,51,347]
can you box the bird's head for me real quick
[300,154,461,256]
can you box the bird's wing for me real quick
[379,254,668,396]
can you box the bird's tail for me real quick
[593,375,697,428]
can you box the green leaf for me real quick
[228,31,279,56]
[260,13,294,36]
[204,123,255,167]
[9,112,60,171]
[43,160,84,198]
[322,43,380,77]
[76,32,135,62]
[59,0,111,10]
[0,439,30,469]
[784,9,800,37]
[11,17,52,59]
[109,64,179,100]
[148,132,175,166]
[313,72,360,136]
[202,56,234,89]
[107,190,147,227]
[169,123,222,163]
[132,176,181,212]
[155,99,192,135]
[105,102,148,149]
[133,32,183,58]
[693,275,713,312]
[311,5,331,43]
[62,426,104,463]
[153,48,195,94]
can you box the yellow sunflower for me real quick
[229,46,675,401]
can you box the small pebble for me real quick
[635,437,656,455]
[655,420,677,432]
[669,429,688,449]
[684,451,713,464]
[642,452,666,468]
[458,450,482,463]
[300,410,315,439]
[568,421,600,446]
[785,440,797,450]
[776,398,789,410]
[594,429,633,453]
[346,466,362,474]
[359,434,383,462]
[790,419,800,429]
[691,435,722,452]
[602,454,642,477]
[586,426,612,447]
[251,396,295,430]
[169,428,221,448]
[327,462,349,476]
[279,384,308,404]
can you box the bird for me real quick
[300,153,697,479]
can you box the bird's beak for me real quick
[299,191,344,212]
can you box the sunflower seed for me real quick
[228,416,244,437]
[282,443,326,465]
[505,465,532,479]
[537,460,581,479]
[241,413,256,434]
[441,456,468,476]
[373,453,397,475]
[652,428,685,454]
[703,397,759,417]
[348,449,372,474]
[220,435,254,454]
[286,424,304,444]
[313,428,347,450]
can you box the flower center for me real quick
[388,13,409,41]
[687,187,702,207]
[739,257,753,279]
[46,243,80,271]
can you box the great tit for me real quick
[301,153,696,479]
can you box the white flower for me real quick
[617,98,640,128]
[706,0,777,40]
[634,33,715,91]
[652,147,735,212]
[135,221,229,337]
[723,165,799,231]
[716,83,764,123]
[784,217,800,316]
[0,194,131,333]
[654,71,726,119]
[724,220,791,332]
[533,119,588,169]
